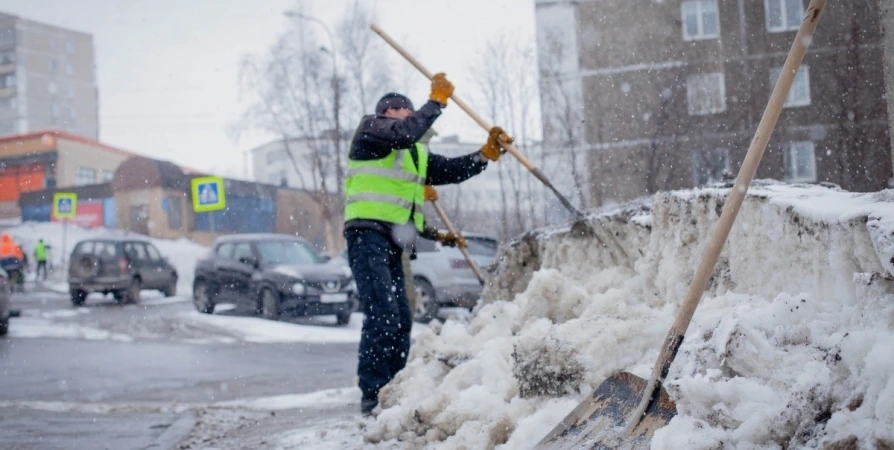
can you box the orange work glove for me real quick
[479,126,513,161]
[424,185,438,201]
[436,230,467,248]
[429,73,454,105]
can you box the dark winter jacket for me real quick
[345,99,487,240]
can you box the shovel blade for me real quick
[535,372,677,450]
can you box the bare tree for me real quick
[233,18,341,251]
[469,33,543,240]
[337,0,393,116]
[538,29,589,212]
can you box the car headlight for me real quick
[347,280,357,292]
[292,282,306,295]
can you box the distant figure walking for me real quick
[34,239,48,280]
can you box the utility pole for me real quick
[283,11,344,197]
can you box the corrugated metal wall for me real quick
[193,195,276,233]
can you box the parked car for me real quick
[411,234,499,321]
[68,238,178,306]
[330,233,500,323]
[192,234,357,325]
[0,269,9,336]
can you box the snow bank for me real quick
[5,221,208,292]
[367,181,894,449]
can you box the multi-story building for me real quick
[0,12,98,139]
[536,0,892,206]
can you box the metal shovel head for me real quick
[535,372,677,450]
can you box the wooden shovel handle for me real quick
[430,198,487,286]
[627,0,827,432]
[371,24,584,219]
[370,24,537,170]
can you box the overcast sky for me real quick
[0,0,538,177]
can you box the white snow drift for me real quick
[367,181,894,449]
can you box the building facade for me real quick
[536,0,892,206]
[0,12,98,139]
[0,130,136,218]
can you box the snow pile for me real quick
[366,181,894,449]
[5,221,208,291]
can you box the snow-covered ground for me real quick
[4,221,208,292]
[361,182,894,449]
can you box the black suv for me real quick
[68,238,178,306]
[193,234,357,325]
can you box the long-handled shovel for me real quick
[371,24,584,220]
[425,185,486,286]
[535,1,826,448]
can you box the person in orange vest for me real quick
[0,233,24,265]
[0,233,25,289]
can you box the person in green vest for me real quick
[34,239,48,280]
[345,73,512,415]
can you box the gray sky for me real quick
[0,0,538,177]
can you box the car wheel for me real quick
[259,288,280,320]
[162,278,177,298]
[123,278,141,304]
[192,280,215,314]
[70,290,87,306]
[413,277,439,324]
[335,310,352,326]
[0,317,8,337]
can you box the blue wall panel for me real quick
[194,196,276,233]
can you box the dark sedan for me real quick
[192,234,356,325]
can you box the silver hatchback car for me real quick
[331,234,500,323]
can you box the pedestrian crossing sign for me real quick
[53,192,78,219]
[191,176,226,212]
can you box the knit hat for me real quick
[375,93,414,115]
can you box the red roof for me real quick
[0,129,201,174]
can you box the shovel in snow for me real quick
[535,1,826,448]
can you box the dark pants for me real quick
[346,229,412,403]
[36,261,47,280]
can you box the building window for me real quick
[0,120,14,134]
[75,167,96,186]
[100,169,114,182]
[67,84,74,97]
[692,148,730,186]
[682,0,720,41]
[686,73,726,115]
[49,58,57,73]
[0,29,14,47]
[0,51,14,65]
[770,65,810,107]
[166,196,183,230]
[48,81,57,95]
[784,141,816,182]
[65,62,73,75]
[266,149,288,164]
[65,40,73,53]
[766,0,803,32]
[2,74,14,88]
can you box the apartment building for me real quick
[0,12,99,139]
[536,0,892,206]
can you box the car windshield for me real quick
[466,237,498,257]
[255,240,319,266]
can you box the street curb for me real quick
[147,410,196,449]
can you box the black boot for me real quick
[361,398,377,415]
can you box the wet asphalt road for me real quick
[0,289,359,449]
